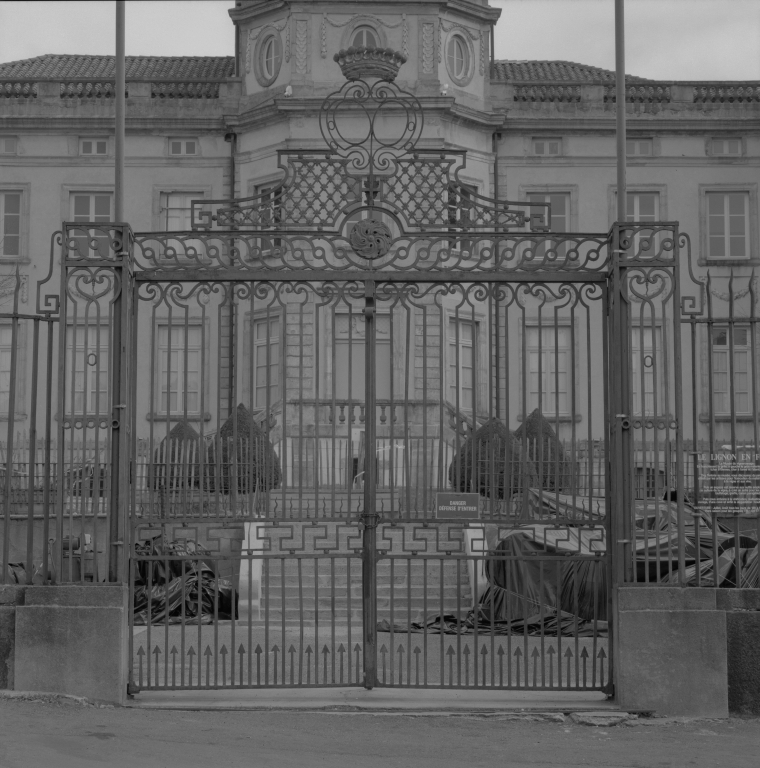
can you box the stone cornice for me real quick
[500,115,760,132]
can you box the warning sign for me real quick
[435,492,481,520]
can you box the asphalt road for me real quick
[0,697,758,768]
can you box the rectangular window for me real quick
[250,315,281,409]
[160,192,203,231]
[627,139,653,156]
[631,326,663,416]
[0,325,13,414]
[527,192,570,257]
[711,139,741,156]
[80,138,108,156]
[0,192,21,258]
[712,326,753,416]
[69,193,113,258]
[156,325,202,415]
[449,318,479,412]
[626,191,660,254]
[333,313,391,401]
[255,185,282,249]
[533,138,561,156]
[0,137,17,154]
[66,325,109,414]
[526,325,570,416]
[169,139,197,156]
[707,191,750,260]
[447,184,475,255]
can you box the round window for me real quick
[446,35,472,85]
[351,26,378,48]
[255,30,283,87]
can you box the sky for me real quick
[0,0,758,81]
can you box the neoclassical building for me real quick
[0,0,758,492]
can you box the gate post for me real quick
[108,225,135,584]
[362,279,378,689]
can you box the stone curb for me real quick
[0,690,114,708]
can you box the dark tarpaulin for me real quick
[132,537,237,625]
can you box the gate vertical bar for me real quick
[109,226,133,583]
[362,279,378,689]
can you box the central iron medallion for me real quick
[349,217,392,258]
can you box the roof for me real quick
[491,60,654,84]
[0,54,235,80]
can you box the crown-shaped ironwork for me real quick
[333,46,407,82]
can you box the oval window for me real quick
[351,26,378,48]
[446,35,470,82]
[260,34,282,82]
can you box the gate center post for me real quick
[362,279,378,689]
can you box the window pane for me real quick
[94,195,111,218]
[96,141,107,154]
[74,195,90,217]
[707,193,724,215]
[728,193,746,215]
[3,193,20,215]
[185,141,196,155]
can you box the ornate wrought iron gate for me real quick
[119,48,625,693]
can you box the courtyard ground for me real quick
[0,695,758,768]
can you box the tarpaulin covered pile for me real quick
[132,537,237,624]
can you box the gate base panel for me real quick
[13,586,128,705]
[615,587,728,717]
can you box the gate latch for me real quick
[615,414,632,430]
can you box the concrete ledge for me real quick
[0,586,25,606]
[727,611,760,715]
[615,587,728,718]
[617,586,717,612]
[0,586,24,689]
[14,585,128,705]
[22,585,126,607]
[716,589,760,611]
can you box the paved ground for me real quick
[0,696,758,768]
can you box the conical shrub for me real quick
[448,418,538,500]
[205,403,281,494]
[152,420,202,490]
[513,408,572,492]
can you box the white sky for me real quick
[0,0,758,80]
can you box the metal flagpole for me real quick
[615,0,626,220]
[115,0,125,220]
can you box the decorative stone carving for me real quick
[333,47,407,82]
[246,16,290,75]
[321,13,407,57]
[295,19,308,74]
[421,23,435,74]
[349,219,392,259]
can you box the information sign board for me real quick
[697,451,760,517]
[435,492,481,520]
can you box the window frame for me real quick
[708,137,744,158]
[168,138,198,157]
[64,322,110,417]
[79,137,109,156]
[532,138,562,157]
[253,27,284,87]
[699,185,758,266]
[630,323,666,418]
[151,320,208,420]
[709,325,755,418]
[447,315,481,415]
[0,320,26,420]
[341,19,387,51]
[445,31,474,87]
[350,25,379,49]
[67,190,114,260]
[0,137,18,155]
[0,186,28,262]
[242,310,283,412]
[626,138,654,157]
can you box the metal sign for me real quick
[435,492,481,520]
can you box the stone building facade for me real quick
[0,0,758,484]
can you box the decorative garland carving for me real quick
[245,15,290,74]
[422,23,435,74]
[295,19,308,74]
[479,30,486,76]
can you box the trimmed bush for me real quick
[448,418,538,500]
[513,408,572,493]
[205,403,281,494]
[152,420,202,491]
